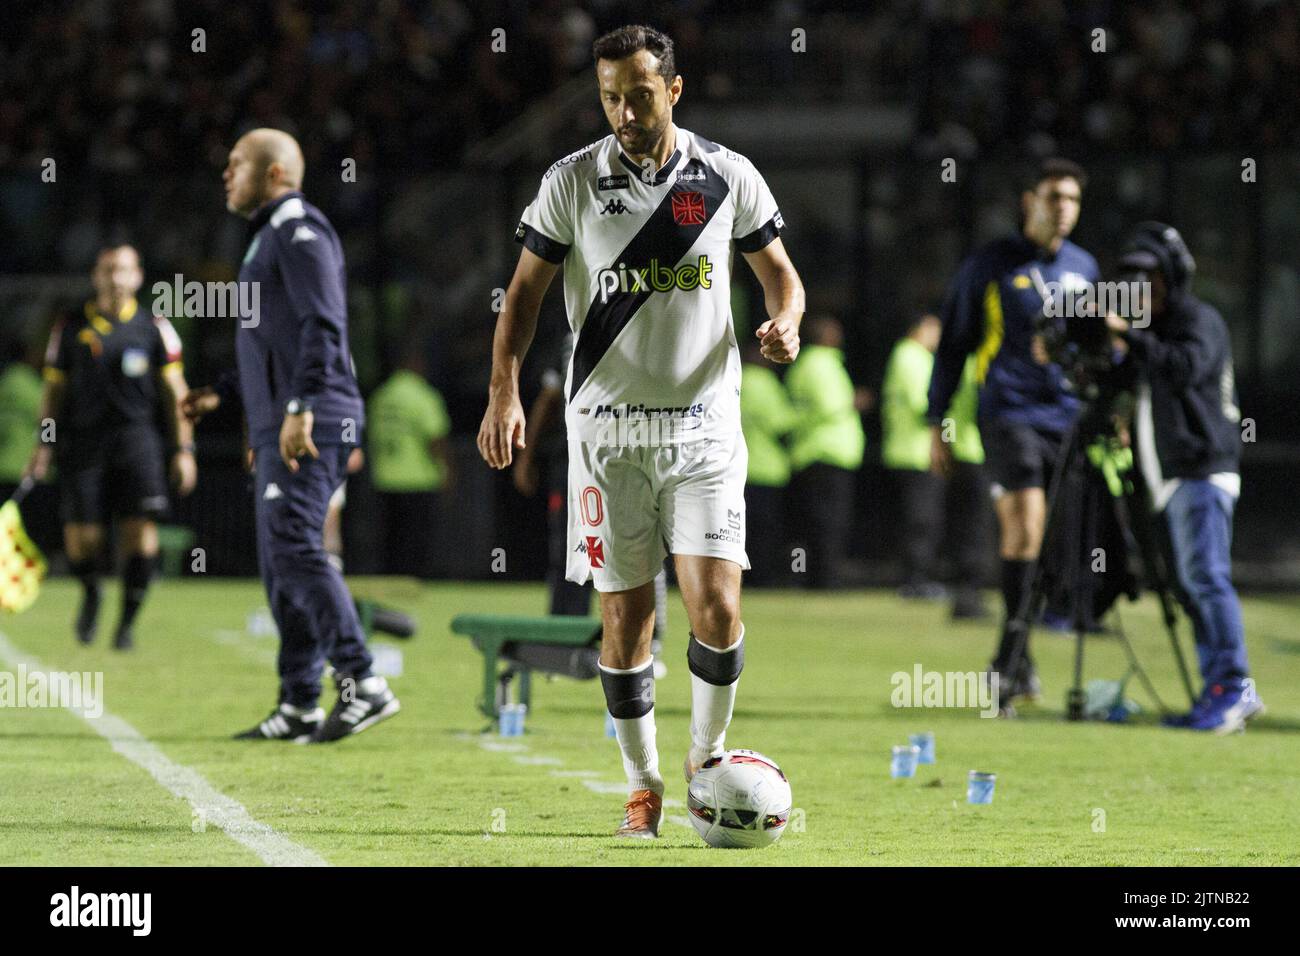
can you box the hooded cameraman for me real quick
[1107,222,1264,733]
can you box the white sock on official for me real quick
[688,628,744,764]
[612,711,664,796]
[358,675,389,696]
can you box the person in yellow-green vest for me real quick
[367,348,452,578]
[883,314,992,618]
[0,338,61,556]
[786,315,866,589]
[740,340,798,586]
[0,341,44,491]
[944,353,995,620]
[883,315,947,598]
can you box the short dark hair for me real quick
[1025,157,1088,193]
[592,24,676,80]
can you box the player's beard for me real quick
[619,115,668,159]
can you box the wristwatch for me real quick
[285,398,312,415]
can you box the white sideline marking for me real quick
[0,632,328,867]
[456,730,693,831]
[581,779,629,795]
[209,628,276,666]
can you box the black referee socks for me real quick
[118,553,156,633]
[71,558,99,595]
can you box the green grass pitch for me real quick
[1,578,1297,865]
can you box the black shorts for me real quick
[58,424,170,524]
[978,418,1065,497]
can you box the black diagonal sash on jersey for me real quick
[569,161,730,402]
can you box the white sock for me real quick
[357,675,390,696]
[612,711,663,796]
[689,630,743,762]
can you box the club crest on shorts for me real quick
[585,535,606,568]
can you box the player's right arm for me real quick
[478,247,560,469]
[927,252,988,476]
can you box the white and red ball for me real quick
[686,749,793,848]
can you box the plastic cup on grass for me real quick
[891,744,921,778]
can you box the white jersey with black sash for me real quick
[515,127,783,445]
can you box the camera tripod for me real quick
[998,397,1198,720]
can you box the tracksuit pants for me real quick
[254,443,373,707]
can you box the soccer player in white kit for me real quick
[478,24,805,838]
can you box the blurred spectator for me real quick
[786,315,865,589]
[323,446,365,572]
[739,339,798,587]
[367,346,452,578]
[944,355,993,620]
[514,331,590,615]
[882,314,946,599]
[883,315,993,616]
[0,343,42,488]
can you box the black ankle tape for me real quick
[687,633,744,686]
[600,660,655,719]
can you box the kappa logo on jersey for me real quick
[596,256,713,302]
[672,192,707,225]
[585,535,606,568]
[599,198,629,216]
[598,175,629,190]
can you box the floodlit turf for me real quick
[1,578,1298,866]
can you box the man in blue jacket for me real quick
[928,158,1099,710]
[184,128,399,743]
[1108,222,1263,733]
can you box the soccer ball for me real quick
[686,749,792,849]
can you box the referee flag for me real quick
[0,481,46,613]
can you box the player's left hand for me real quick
[1105,312,1129,334]
[280,410,319,473]
[756,315,800,364]
[170,450,197,496]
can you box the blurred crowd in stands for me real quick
[3,0,1298,581]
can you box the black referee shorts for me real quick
[978,417,1065,498]
[58,424,170,524]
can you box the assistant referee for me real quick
[27,244,196,649]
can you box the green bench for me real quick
[450,614,602,720]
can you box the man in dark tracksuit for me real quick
[928,158,1099,710]
[184,128,398,743]
[1109,222,1263,734]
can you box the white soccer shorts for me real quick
[565,432,750,592]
